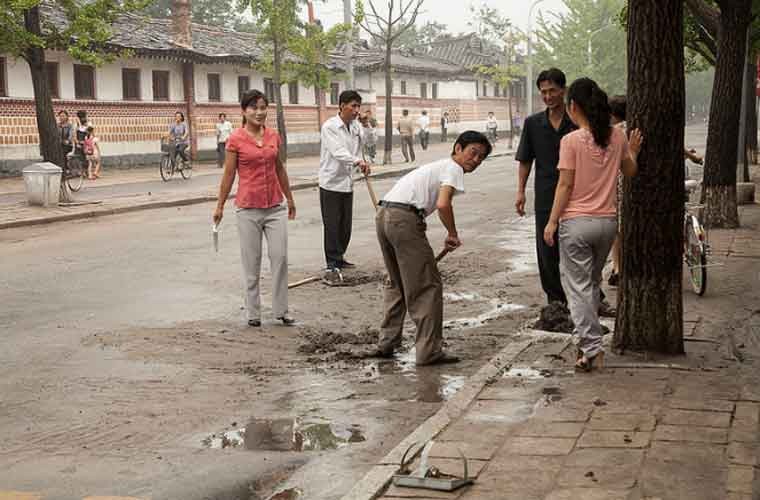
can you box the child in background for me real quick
[360,110,378,163]
[84,126,102,180]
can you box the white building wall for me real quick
[5,56,34,99]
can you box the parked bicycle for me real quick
[160,139,192,181]
[684,178,709,296]
[63,151,87,192]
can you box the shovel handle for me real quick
[364,172,379,211]
[287,276,321,289]
[435,248,450,262]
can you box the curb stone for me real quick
[340,338,533,500]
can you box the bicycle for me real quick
[160,139,192,181]
[63,150,87,192]
[684,179,709,296]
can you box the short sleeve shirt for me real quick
[226,127,284,209]
[557,127,630,221]
[515,109,577,212]
[382,158,465,216]
[169,123,188,144]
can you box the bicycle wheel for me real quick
[685,221,707,296]
[179,159,192,179]
[160,155,173,182]
[67,158,84,192]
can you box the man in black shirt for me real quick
[515,68,575,305]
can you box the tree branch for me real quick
[694,20,718,60]
[684,0,720,38]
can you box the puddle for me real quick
[439,375,466,399]
[497,216,537,275]
[504,366,551,380]
[444,292,481,302]
[444,300,527,329]
[366,351,466,403]
[267,488,302,500]
[201,418,365,452]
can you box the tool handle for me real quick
[287,276,321,289]
[364,172,379,211]
[435,248,450,262]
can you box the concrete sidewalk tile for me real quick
[381,484,463,499]
[725,494,753,500]
[83,497,146,500]
[577,430,652,449]
[653,425,728,444]
[648,441,725,464]
[437,421,514,444]
[726,466,754,494]
[564,448,645,468]
[661,408,732,428]
[673,385,739,402]
[464,399,535,424]
[667,398,735,413]
[428,441,501,461]
[532,403,592,423]
[484,454,563,474]
[477,382,544,401]
[458,484,543,500]
[590,402,658,415]
[728,427,758,443]
[544,488,630,500]
[460,467,557,499]
[556,464,638,489]
[727,441,758,466]
[513,421,585,439]
[501,436,576,456]
[587,413,656,432]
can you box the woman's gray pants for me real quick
[236,204,289,321]
[559,216,617,358]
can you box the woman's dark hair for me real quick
[76,110,87,122]
[452,130,492,158]
[608,95,626,122]
[58,110,69,117]
[339,90,362,106]
[175,111,185,122]
[219,113,227,120]
[567,78,612,148]
[536,68,566,89]
[240,89,268,126]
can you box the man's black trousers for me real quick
[320,187,353,269]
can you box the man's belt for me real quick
[378,200,425,217]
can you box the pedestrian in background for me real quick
[607,95,627,287]
[543,78,641,371]
[360,110,378,163]
[216,113,233,169]
[318,90,370,272]
[84,126,102,180]
[398,109,416,162]
[375,131,492,365]
[418,110,430,150]
[486,111,498,143]
[58,110,73,169]
[73,110,90,163]
[213,89,297,328]
[440,112,449,143]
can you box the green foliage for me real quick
[141,0,243,28]
[380,20,449,53]
[0,0,148,64]
[468,3,525,92]
[533,0,627,95]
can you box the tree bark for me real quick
[273,38,288,161]
[613,0,685,355]
[742,51,756,172]
[382,43,393,165]
[701,0,752,228]
[23,7,68,200]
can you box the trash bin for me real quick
[22,162,62,207]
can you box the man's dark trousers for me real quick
[535,209,567,304]
[320,187,353,269]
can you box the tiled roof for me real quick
[428,33,498,68]
[331,42,473,78]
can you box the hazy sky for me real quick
[311,0,569,36]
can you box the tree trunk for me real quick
[382,43,393,165]
[23,6,68,201]
[742,51,756,173]
[613,0,685,355]
[701,0,752,228]
[273,38,288,161]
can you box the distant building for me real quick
[0,5,525,174]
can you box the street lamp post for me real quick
[526,0,545,117]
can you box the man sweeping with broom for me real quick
[374,131,492,365]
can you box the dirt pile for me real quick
[533,302,574,333]
[298,326,380,355]
[325,270,384,287]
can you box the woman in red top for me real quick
[213,89,296,327]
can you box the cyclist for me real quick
[167,111,190,167]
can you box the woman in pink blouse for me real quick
[543,78,642,371]
[213,89,296,328]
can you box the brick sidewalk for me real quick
[364,202,760,500]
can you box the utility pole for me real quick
[344,0,354,89]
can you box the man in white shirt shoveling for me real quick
[374,131,492,365]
